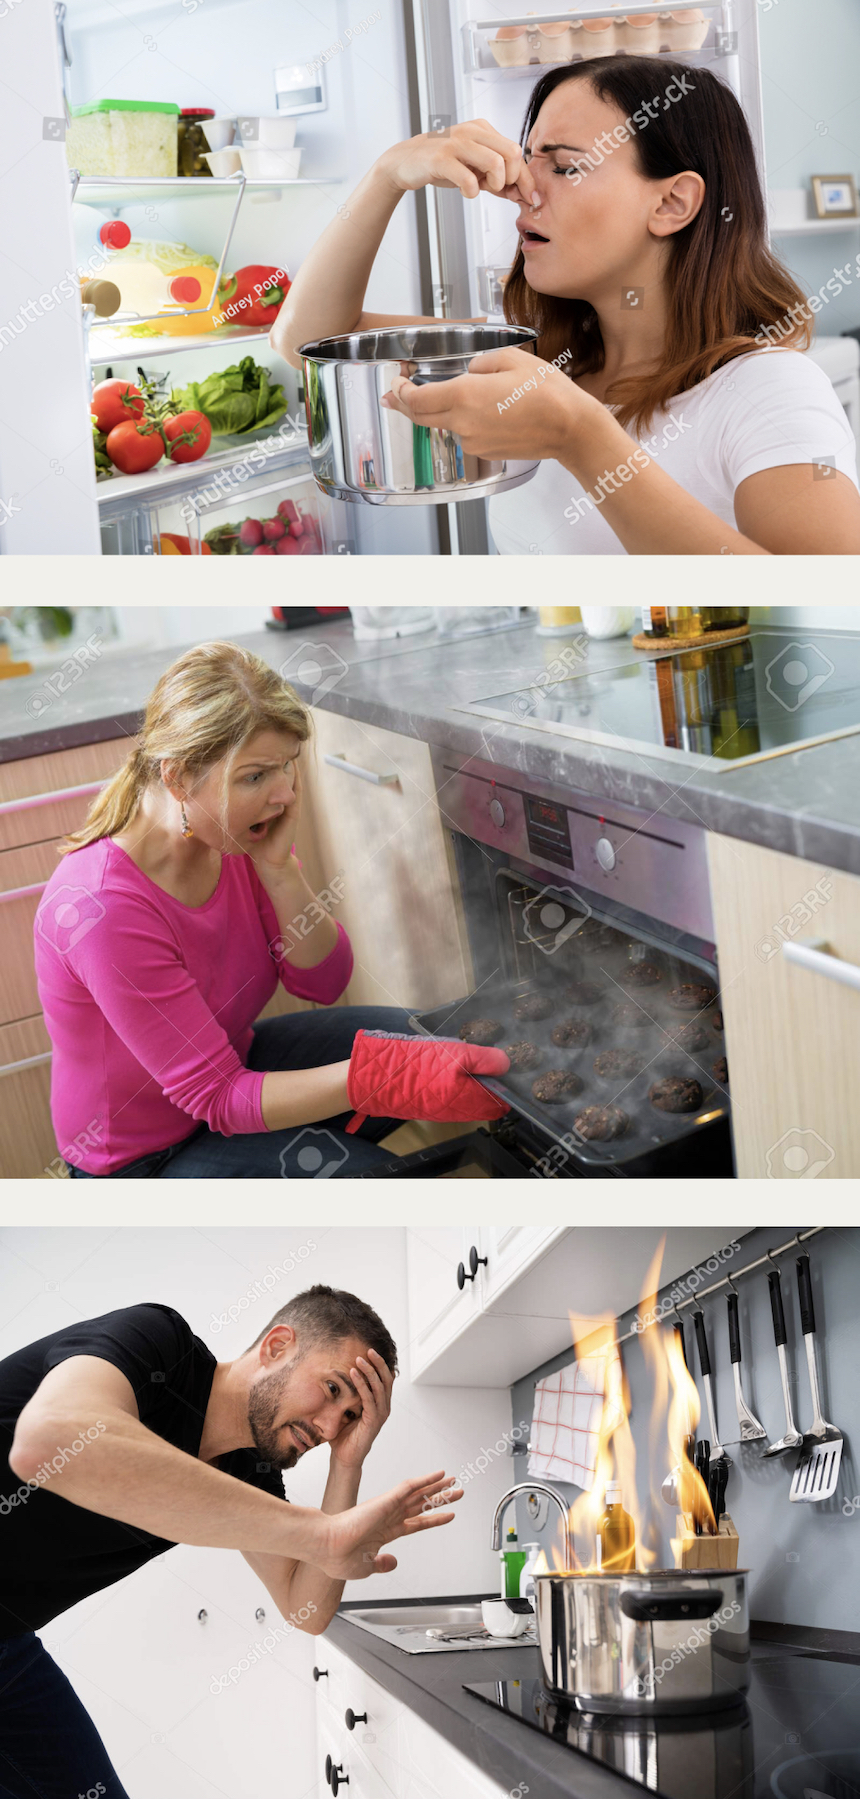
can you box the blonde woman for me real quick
[34,643,509,1179]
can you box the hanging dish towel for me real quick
[527,1345,625,1490]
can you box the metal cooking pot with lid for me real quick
[534,1569,750,1715]
[298,324,540,504]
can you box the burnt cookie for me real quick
[513,993,555,1023]
[563,980,603,1007]
[666,1020,712,1054]
[532,1069,584,1105]
[593,1048,645,1081]
[459,1018,505,1046]
[667,983,717,1013]
[713,1056,729,1085]
[610,999,653,1031]
[504,1040,544,1073]
[551,1017,593,1049]
[650,1075,704,1114]
[574,1104,629,1141]
[620,960,662,988]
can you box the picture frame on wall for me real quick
[811,174,859,220]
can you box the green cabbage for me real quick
[170,356,287,436]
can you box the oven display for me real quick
[525,794,574,868]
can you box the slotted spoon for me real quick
[790,1251,843,1502]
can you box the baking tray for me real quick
[409,925,730,1169]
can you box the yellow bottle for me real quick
[596,1482,636,1573]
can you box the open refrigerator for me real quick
[1,0,766,557]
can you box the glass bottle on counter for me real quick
[641,607,749,639]
[596,1483,636,1573]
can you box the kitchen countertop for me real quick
[326,1596,859,1799]
[3,616,860,875]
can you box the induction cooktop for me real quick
[464,1648,860,1799]
[461,628,860,769]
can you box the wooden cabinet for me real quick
[314,1641,510,1799]
[407,1226,748,1386]
[708,832,860,1178]
[302,709,473,1013]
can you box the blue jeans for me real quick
[68,1005,412,1179]
[0,1631,130,1798]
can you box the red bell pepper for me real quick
[216,264,291,328]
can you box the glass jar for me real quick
[177,108,216,177]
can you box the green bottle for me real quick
[501,1525,527,1598]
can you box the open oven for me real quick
[358,749,735,1181]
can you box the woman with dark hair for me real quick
[272,56,860,554]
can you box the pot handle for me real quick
[620,1591,723,1623]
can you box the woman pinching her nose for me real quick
[270,57,860,556]
[34,642,509,1179]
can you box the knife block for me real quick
[674,1512,739,1570]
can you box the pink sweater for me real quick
[34,839,354,1175]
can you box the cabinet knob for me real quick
[345,1708,367,1731]
[457,1244,488,1289]
[332,1772,349,1795]
[197,1610,208,1624]
[313,1666,329,1681]
[255,1608,266,1622]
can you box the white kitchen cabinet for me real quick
[314,1641,512,1799]
[408,1227,750,1387]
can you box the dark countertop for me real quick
[3,616,860,875]
[326,1594,621,1799]
[325,1596,860,1799]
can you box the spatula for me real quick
[790,1252,843,1503]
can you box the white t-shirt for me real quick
[487,348,859,555]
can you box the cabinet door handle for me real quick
[0,1052,52,1080]
[782,937,860,994]
[457,1244,487,1289]
[0,881,48,905]
[0,780,104,817]
[323,753,400,787]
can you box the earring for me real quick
[180,803,194,839]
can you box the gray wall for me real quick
[509,1225,858,1631]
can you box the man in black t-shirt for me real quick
[0,1285,461,1799]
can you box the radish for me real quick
[253,544,276,555]
[240,519,264,547]
[263,518,285,541]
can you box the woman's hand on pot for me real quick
[381,345,599,462]
[378,120,538,205]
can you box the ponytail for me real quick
[61,743,151,853]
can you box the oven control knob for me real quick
[596,836,616,872]
[489,798,506,829]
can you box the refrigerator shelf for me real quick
[70,175,318,207]
[95,431,310,515]
[88,323,275,363]
[463,3,727,75]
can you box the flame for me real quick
[541,1237,717,1578]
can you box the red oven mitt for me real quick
[345,1030,511,1134]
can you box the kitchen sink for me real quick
[342,1600,537,1655]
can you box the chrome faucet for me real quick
[491,1483,572,1571]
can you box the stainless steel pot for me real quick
[534,1570,750,1716]
[298,324,540,505]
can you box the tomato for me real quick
[105,419,164,475]
[163,411,212,464]
[91,379,145,434]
